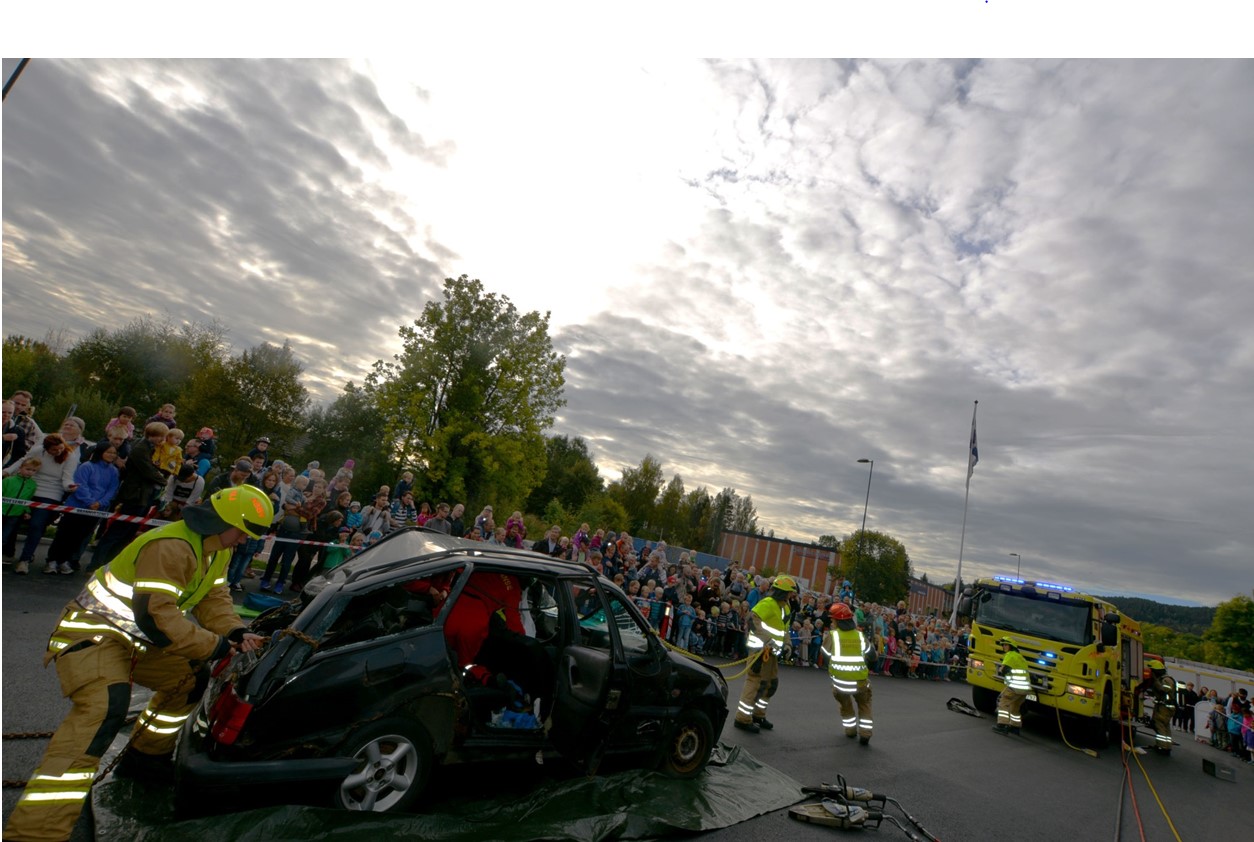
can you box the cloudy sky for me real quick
[3,33,1252,606]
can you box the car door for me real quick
[548,576,629,770]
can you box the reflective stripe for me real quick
[20,791,90,803]
[139,722,183,735]
[87,576,132,617]
[212,577,226,586]
[141,710,190,725]
[32,771,95,783]
[134,579,182,597]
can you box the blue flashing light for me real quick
[994,576,1025,585]
[1044,652,1056,659]
[1033,581,1074,593]
[1036,659,1048,666]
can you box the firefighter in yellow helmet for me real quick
[992,636,1032,736]
[734,574,797,734]
[824,602,874,744]
[4,486,274,842]
[1134,659,1177,755]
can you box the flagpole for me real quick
[949,400,978,627]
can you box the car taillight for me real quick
[208,683,253,745]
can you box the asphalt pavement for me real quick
[3,539,1249,841]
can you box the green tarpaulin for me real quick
[92,743,804,841]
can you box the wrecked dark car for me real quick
[174,531,729,814]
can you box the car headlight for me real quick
[969,658,984,669]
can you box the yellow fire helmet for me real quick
[184,485,275,538]
[1146,658,1166,672]
[997,636,1019,650]
[772,574,797,592]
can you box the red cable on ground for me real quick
[1119,722,1147,842]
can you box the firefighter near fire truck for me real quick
[733,574,797,734]
[4,486,274,842]
[992,636,1032,735]
[1134,658,1177,755]
[824,602,875,744]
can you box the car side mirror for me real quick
[1101,622,1118,647]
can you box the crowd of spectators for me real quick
[2,390,966,669]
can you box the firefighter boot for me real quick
[992,724,1011,735]
[754,718,775,730]
[734,720,761,734]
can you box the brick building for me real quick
[716,530,840,594]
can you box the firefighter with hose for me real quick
[1134,658,1177,755]
[824,602,875,744]
[734,575,797,733]
[4,486,274,842]
[992,636,1032,736]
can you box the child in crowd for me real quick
[395,470,414,499]
[153,427,184,476]
[346,501,362,530]
[799,619,814,667]
[349,531,367,553]
[690,609,708,655]
[325,527,354,570]
[707,606,723,656]
[788,622,802,666]
[365,530,384,548]
[650,586,666,630]
[504,511,526,548]
[159,462,205,519]
[2,457,41,566]
[676,594,697,651]
[811,618,826,668]
[884,630,898,676]
[104,407,137,442]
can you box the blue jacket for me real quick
[64,460,120,509]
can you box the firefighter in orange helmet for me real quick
[824,602,875,744]
[5,486,273,842]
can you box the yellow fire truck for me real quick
[958,576,1144,746]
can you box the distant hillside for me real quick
[1094,595,1215,636]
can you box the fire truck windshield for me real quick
[975,591,1093,646]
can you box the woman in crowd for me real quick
[5,434,80,574]
[44,444,121,573]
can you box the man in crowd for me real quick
[9,390,44,455]
[4,486,273,842]
[425,502,452,534]
[531,525,563,556]
[205,458,262,497]
[734,575,797,734]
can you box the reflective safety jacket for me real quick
[824,627,870,692]
[49,520,243,664]
[746,596,788,653]
[1000,649,1032,693]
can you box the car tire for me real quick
[334,718,433,813]
[659,708,714,779]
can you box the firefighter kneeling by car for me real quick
[824,602,874,745]
[1134,658,1177,755]
[4,486,273,842]
[734,575,796,734]
[992,636,1032,736]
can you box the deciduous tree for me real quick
[840,529,911,606]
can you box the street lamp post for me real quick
[1009,552,1021,577]
[854,459,875,581]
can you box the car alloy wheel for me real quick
[335,718,432,813]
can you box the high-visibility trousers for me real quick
[834,681,874,740]
[736,649,780,724]
[4,632,205,842]
[996,687,1028,728]
[1151,702,1175,751]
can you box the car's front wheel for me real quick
[334,718,432,813]
[659,708,714,779]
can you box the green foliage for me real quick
[3,334,77,411]
[575,495,629,543]
[1141,622,1209,663]
[1203,594,1254,672]
[817,534,840,550]
[65,317,227,413]
[296,383,393,501]
[366,275,563,509]
[1094,595,1215,636]
[524,435,603,516]
[840,529,911,606]
[606,454,665,534]
[41,387,116,440]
